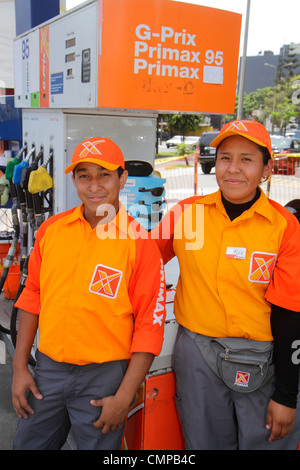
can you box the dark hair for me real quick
[117,167,124,177]
[257,145,271,165]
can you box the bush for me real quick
[176,142,194,156]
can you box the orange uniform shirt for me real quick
[16,204,166,365]
[153,189,300,341]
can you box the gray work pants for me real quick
[13,350,128,450]
[173,326,300,450]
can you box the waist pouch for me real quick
[183,327,274,393]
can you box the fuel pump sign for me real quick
[14,2,98,109]
[14,29,40,108]
[98,0,241,113]
[14,0,241,114]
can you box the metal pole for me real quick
[237,0,251,120]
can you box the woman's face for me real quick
[215,136,272,204]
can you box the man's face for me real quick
[72,162,127,227]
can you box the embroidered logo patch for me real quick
[235,371,250,387]
[227,121,248,132]
[248,251,277,283]
[89,264,122,299]
[79,139,105,159]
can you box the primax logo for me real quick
[134,23,223,82]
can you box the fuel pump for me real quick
[12,146,40,268]
[18,148,44,261]
[0,145,26,333]
[19,146,37,235]
[0,146,25,304]
[28,149,53,229]
[10,148,53,363]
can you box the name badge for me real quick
[226,247,247,259]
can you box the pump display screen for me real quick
[65,53,75,63]
[65,37,76,48]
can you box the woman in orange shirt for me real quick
[153,120,300,450]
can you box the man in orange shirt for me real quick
[12,137,166,450]
[153,120,300,449]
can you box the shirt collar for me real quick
[197,189,274,223]
[65,202,131,236]
[66,204,85,224]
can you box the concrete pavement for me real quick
[0,294,18,450]
[0,294,74,450]
[0,346,18,450]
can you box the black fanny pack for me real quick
[184,327,274,393]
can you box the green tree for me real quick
[232,72,300,134]
[165,114,203,137]
[268,73,300,134]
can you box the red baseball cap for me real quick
[210,120,273,158]
[65,137,125,174]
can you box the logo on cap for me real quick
[226,121,248,132]
[79,139,106,159]
[89,264,122,299]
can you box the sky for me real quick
[66,0,300,57]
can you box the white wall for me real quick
[0,0,15,89]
